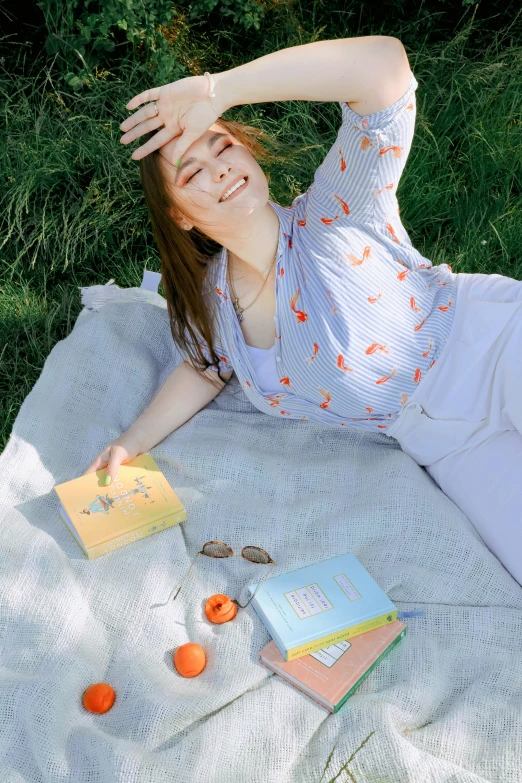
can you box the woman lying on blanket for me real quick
[84,37,522,588]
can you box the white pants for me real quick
[385,271,522,587]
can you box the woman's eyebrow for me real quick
[175,133,225,182]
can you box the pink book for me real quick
[259,620,407,713]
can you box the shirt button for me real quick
[273,316,277,321]
[276,356,281,362]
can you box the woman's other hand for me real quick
[119,74,224,162]
[81,431,145,484]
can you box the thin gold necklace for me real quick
[227,251,276,324]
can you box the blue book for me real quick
[247,552,398,661]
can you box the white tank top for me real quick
[245,343,280,395]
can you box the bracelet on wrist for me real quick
[204,72,221,120]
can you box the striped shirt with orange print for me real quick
[184,70,457,433]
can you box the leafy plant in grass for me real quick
[38,0,187,87]
[37,0,267,89]
[185,0,266,31]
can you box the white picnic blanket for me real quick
[1,271,521,783]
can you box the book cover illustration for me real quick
[247,552,398,661]
[259,620,407,713]
[54,453,186,557]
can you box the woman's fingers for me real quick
[121,115,164,146]
[120,100,160,134]
[130,125,179,161]
[82,455,108,476]
[125,85,162,112]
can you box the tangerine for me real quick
[82,682,116,714]
[204,593,238,624]
[174,642,206,677]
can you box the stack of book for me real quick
[54,454,186,559]
[246,553,407,713]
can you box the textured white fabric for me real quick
[0,272,521,783]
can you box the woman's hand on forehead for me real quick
[120,74,221,162]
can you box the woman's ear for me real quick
[168,207,192,231]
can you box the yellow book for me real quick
[54,453,186,559]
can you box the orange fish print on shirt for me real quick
[297,194,310,228]
[397,269,409,281]
[319,388,331,409]
[215,287,229,301]
[266,394,285,408]
[320,215,341,226]
[337,355,354,373]
[338,147,346,171]
[361,136,373,152]
[400,393,409,405]
[380,146,403,159]
[327,291,338,313]
[307,343,320,364]
[422,341,434,358]
[413,368,422,383]
[365,343,390,356]
[368,293,383,304]
[375,367,397,385]
[375,183,395,197]
[410,296,421,313]
[366,407,373,413]
[438,300,454,312]
[386,223,400,243]
[290,289,308,323]
[334,195,350,215]
[347,246,371,267]
[413,316,427,332]
[280,377,291,388]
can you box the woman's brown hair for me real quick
[139,117,283,392]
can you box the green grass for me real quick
[1,0,522,462]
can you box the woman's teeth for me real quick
[220,178,246,202]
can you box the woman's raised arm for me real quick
[214,36,406,112]
[120,36,407,162]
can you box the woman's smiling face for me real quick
[160,124,269,233]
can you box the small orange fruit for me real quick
[82,682,116,714]
[174,642,206,678]
[204,593,238,624]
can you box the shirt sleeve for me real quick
[181,316,234,375]
[296,70,418,229]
